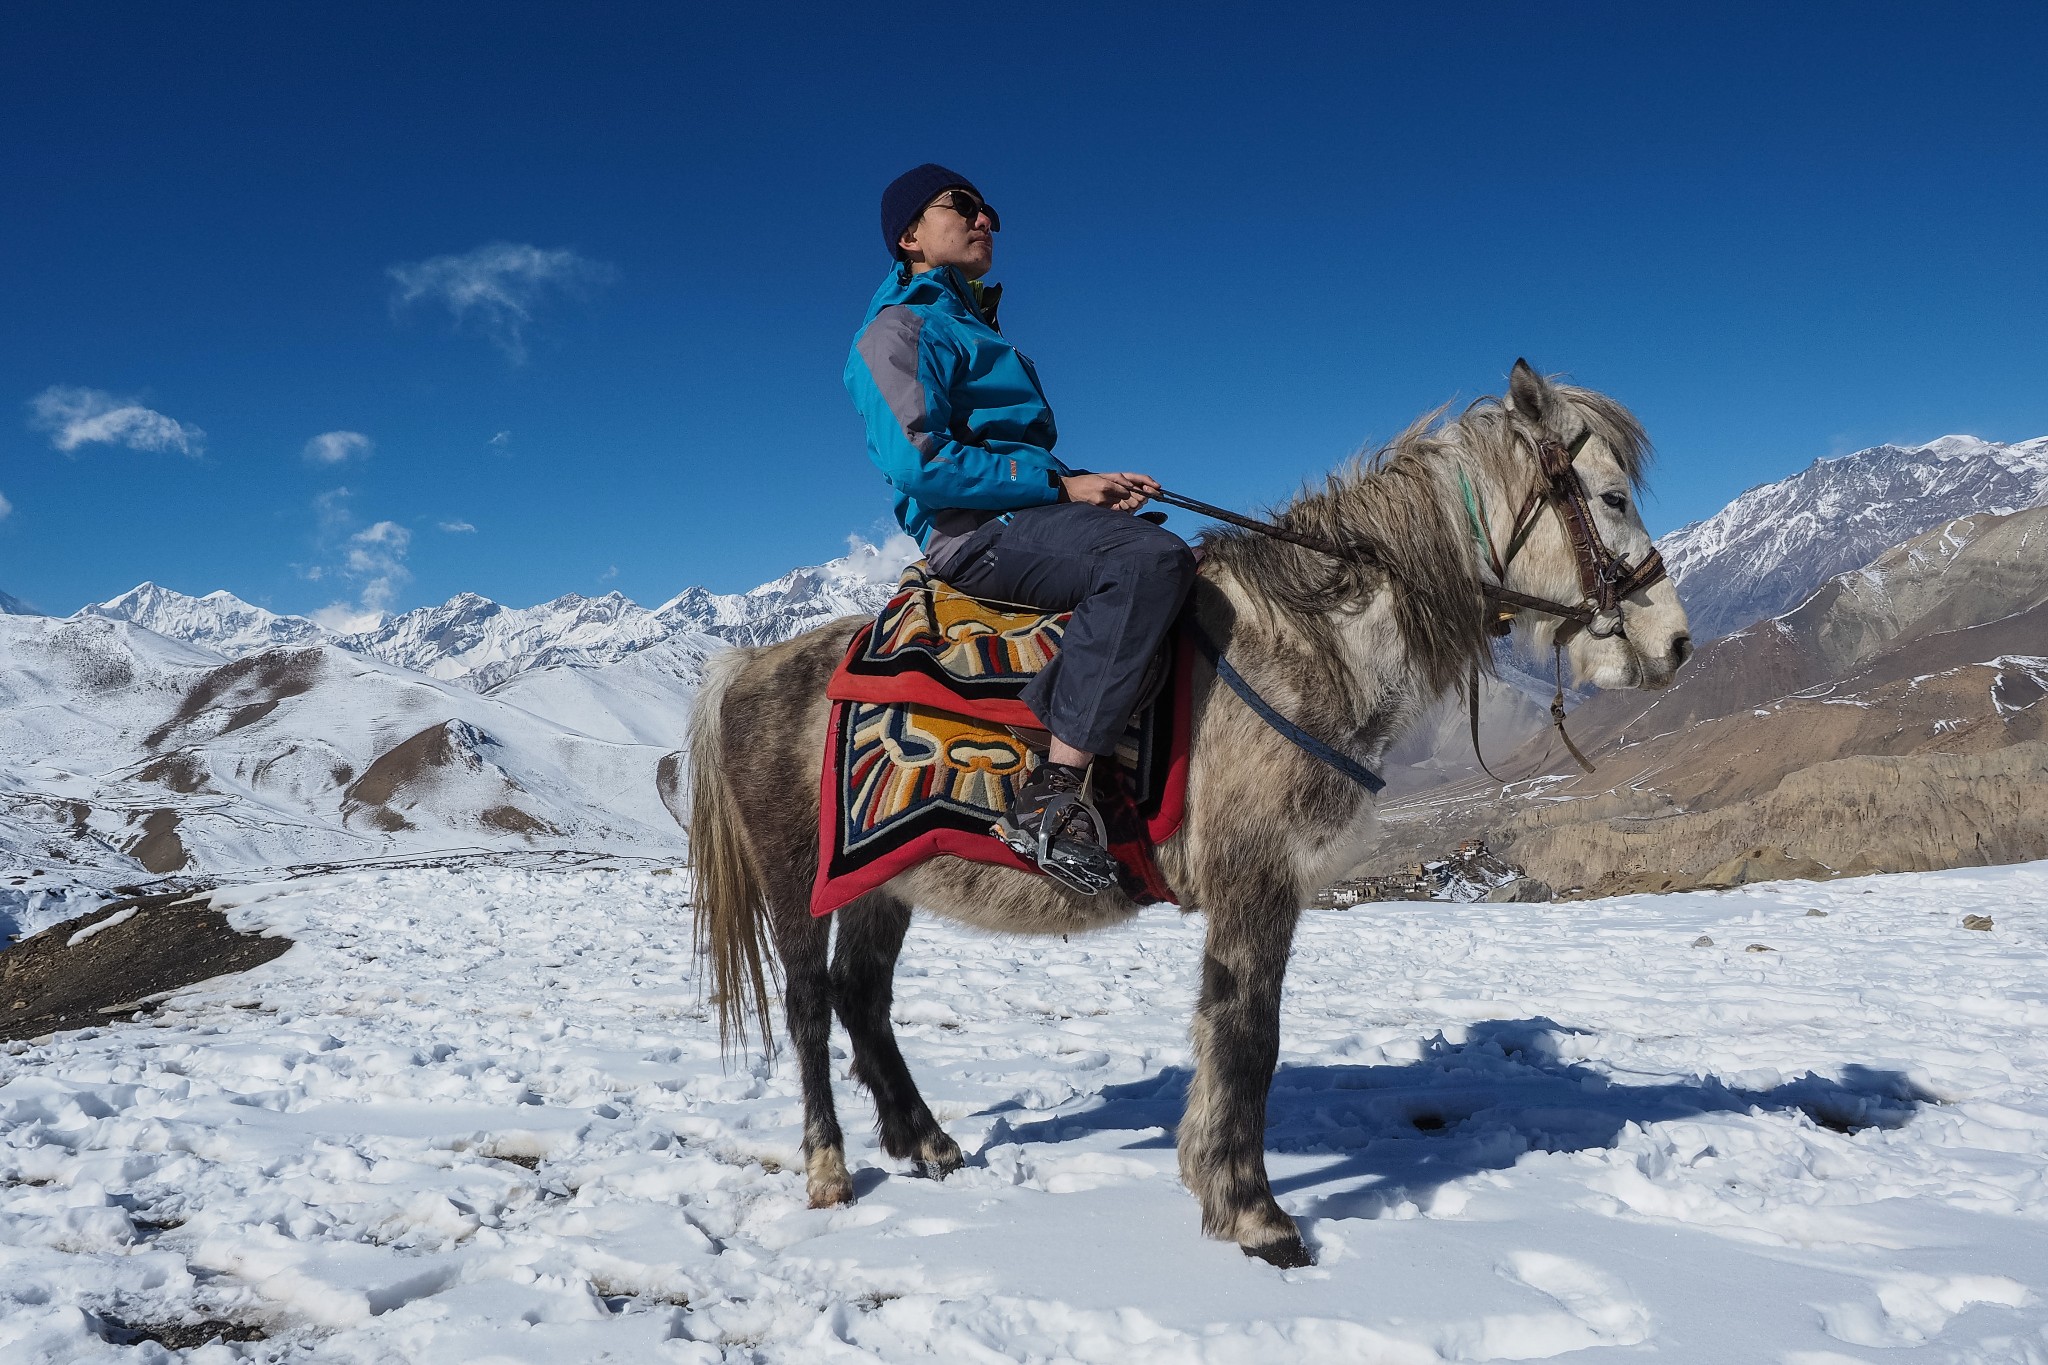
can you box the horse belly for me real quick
[892,859,1146,937]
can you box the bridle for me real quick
[1455,428,1669,777]
[1152,424,1670,782]
[1460,429,1668,643]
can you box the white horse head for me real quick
[1494,359,1692,691]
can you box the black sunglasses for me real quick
[927,190,1000,232]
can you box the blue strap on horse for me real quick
[1184,616,1387,795]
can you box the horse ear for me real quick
[1507,359,1549,421]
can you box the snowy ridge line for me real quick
[64,534,918,692]
[2,860,2044,1359]
[1655,432,2048,641]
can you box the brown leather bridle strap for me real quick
[1531,435,1669,629]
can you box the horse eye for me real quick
[1600,492,1628,512]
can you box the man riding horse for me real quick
[845,164,1197,892]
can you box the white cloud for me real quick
[306,489,412,627]
[438,520,476,533]
[29,386,204,457]
[388,243,616,363]
[842,531,922,585]
[488,430,511,451]
[599,565,619,582]
[310,602,387,633]
[304,430,373,465]
[0,490,12,520]
[346,520,412,613]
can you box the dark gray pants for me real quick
[936,502,1197,756]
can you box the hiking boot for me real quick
[993,761,1119,896]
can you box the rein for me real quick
[1153,429,1668,787]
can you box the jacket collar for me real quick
[866,263,1001,330]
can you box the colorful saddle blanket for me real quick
[812,563,1189,916]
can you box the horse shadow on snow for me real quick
[976,1017,1933,1220]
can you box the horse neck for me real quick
[1204,442,1495,735]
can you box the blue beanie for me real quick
[881,163,981,259]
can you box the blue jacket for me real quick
[844,264,1069,550]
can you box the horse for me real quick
[683,361,1691,1267]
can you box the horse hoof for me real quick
[1244,1236,1314,1269]
[806,1148,855,1208]
[914,1134,965,1180]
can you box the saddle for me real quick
[810,563,1189,916]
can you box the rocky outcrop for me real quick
[1509,743,2048,896]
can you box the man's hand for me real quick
[1061,471,1161,512]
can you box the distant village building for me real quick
[1313,839,1530,907]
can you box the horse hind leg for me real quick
[1179,887,1311,1267]
[831,891,964,1177]
[760,881,854,1208]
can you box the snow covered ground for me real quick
[3,860,2046,1363]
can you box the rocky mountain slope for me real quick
[1366,505,2048,893]
[1658,433,2048,640]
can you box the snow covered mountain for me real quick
[339,590,671,688]
[1658,433,2048,640]
[0,589,40,616]
[2,536,918,884]
[73,535,916,691]
[80,582,326,654]
[0,611,689,882]
[652,534,918,647]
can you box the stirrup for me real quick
[993,791,1119,896]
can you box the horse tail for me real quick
[687,651,777,1057]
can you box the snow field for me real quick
[2,861,2046,1362]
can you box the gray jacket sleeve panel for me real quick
[855,305,943,458]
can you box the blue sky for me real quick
[4,2,2045,620]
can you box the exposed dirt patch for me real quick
[144,650,323,749]
[348,722,459,807]
[1,891,291,1042]
[480,804,553,836]
[125,809,190,874]
[135,752,208,794]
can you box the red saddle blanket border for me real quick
[810,621,1192,916]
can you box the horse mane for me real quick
[1195,378,1652,702]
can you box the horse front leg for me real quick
[1179,887,1308,1267]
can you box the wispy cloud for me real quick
[304,430,373,465]
[29,386,204,457]
[388,243,615,363]
[305,488,413,630]
[0,490,12,521]
[346,521,412,613]
[438,519,476,533]
[488,430,511,451]
[599,565,619,582]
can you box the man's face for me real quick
[899,188,996,277]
